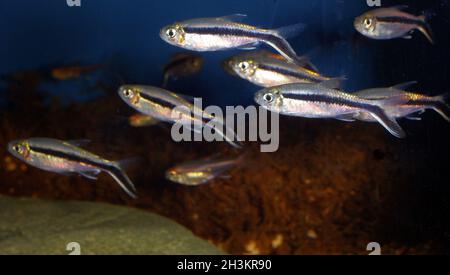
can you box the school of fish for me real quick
[7,6,449,197]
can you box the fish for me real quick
[354,82,449,122]
[162,53,204,87]
[354,6,434,44]
[254,82,406,138]
[165,155,243,186]
[128,113,160,127]
[225,50,343,88]
[159,14,311,66]
[50,63,104,81]
[7,138,137,198]
[118,85,242,148]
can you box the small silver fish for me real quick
[160,14,309,65]
[118,85,241,148]
[354,82,449,122]
[165,155,243,186]
[7,138,137,198]
[225,50,343,88]
[354,6,434,44]
[255,83,406,138]
[162,52,204,87]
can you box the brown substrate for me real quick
[0,81,448,254]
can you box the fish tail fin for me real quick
[368,106,406,138]
[430,93,450,121]
[105,163,137,198]
[418,15,435,44]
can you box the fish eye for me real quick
[239,61,250,71]
[166,28,177,38]
[123,89,134,98]
[364,18,373,28]
[263,93,274,103]
[13,145,21,152]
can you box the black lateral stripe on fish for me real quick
[282,93,377,111]
[139,92,179,110]
[183,26,270,40]
[257,63,322,83]
[138,90,211,123]
[29,145,112,171]
[376,16,428,29]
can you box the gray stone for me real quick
[0,195,223,255]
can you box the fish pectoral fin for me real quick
[218,14,247,23]
[79,169,101,180]
[66,139,91,147]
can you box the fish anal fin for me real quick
[335,113,357,122]
[79,169,101,180]
[370,107,406,138]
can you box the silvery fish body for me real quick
[7,138,137,198]
[354,84,449,122]
[255,83,406,138]
[118,85,241,148]
[354,6,434,44]
[166,155,241,186]
[225,50,342,88]
[160,14,308,65]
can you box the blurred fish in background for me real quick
[128,113,160,127]
[166,154,245,186]
[50,63,106,81]
[162,52,204,87]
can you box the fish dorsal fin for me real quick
[391,81,418,91]
[66,139,91,147]
[388,5,409,11]
[318,79,344,89]
[218,14,247,23]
